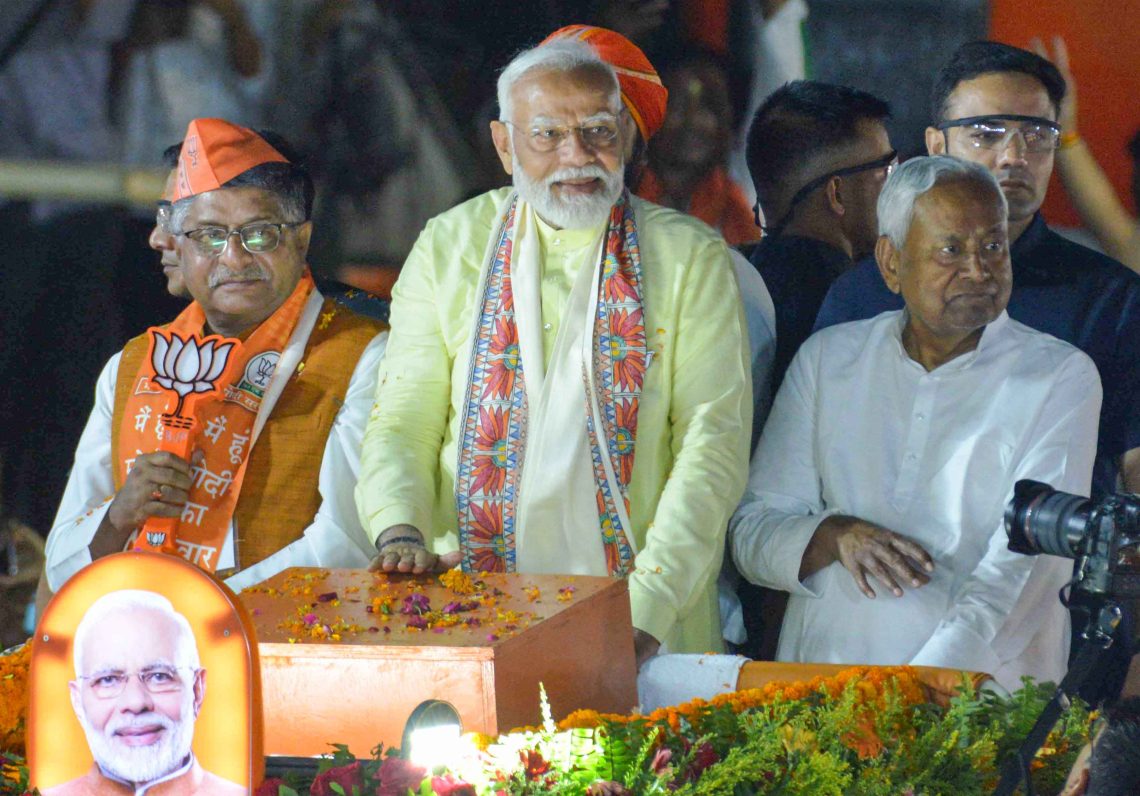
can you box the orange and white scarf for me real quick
[116,273,315,572]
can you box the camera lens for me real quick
[1005,479,1090,558]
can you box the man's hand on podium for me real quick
[634,628,660,669]
[370,524,461,574]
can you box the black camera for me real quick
[1005,479,1140,598]
[995,480,1140,794]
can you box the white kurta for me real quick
[45,289,387,593]
[731,310,1101,689]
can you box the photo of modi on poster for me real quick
[28,552,262,793]
[45,590,244,795]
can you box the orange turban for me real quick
[541,25,668,141]
[173,118,289,201]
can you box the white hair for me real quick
[497,39,620,123]
[877,155,1007,248]
[73,590,200,677]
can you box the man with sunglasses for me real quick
[745,80,894,411]
[45,119,388,595]
[815,41,1140,501]
[151,143,191,301]
[733,79,894,660]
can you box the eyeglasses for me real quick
[937,114,1061,153]
[757,149,899,233]
[77,665,196,699]
[155,201,173,234]
[178,222,301,256]
[505,118,621,153]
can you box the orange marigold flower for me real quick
[440,568,476,595]
[0,642,32,754]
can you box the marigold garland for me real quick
[0,651,1091,795]
[557,665,926,733]
[0,644,30,756]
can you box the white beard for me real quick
[78,695,195,784]
[512,152,624,230]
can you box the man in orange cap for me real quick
[542,25,668,136]
[544,25,759,248]
[357,37,752,664]
[45,119,389,594]
[541,24,667,186]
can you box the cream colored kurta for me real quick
[356,188,752,652]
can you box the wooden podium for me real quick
[241,569,638,757]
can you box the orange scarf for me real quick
[117,273,314,572]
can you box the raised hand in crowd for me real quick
[595,0,670,45]
[199,0,263,77]
[1031,35,1140,274]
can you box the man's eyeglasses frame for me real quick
[755,149,899,234]
[936,114,1061,154]
[503,116,623,153]
[177,221,304,256]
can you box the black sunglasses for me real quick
[755,149,899,234]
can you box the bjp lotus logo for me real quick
[150,331,236,417]
[146,531,167,546]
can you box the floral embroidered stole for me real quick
[454,193,647,576]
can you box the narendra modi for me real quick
[45,590,243,795]
[355,33,751,663]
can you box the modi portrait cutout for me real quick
[28,552,262,792]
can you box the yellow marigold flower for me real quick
[779,725,818,755]
[464,732,496,751]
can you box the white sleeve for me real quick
[729,338,840,596]
[909,352,1102,672]
[729,249,778,437]
[44,353,121,592]
[225,331,388,592]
